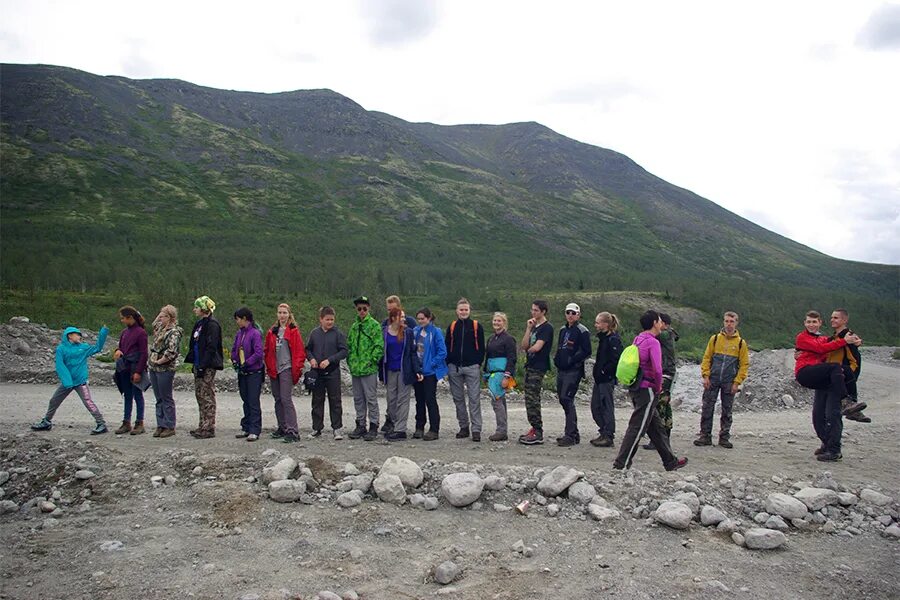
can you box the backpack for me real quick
[616,341,643,387]
[449,319,479,352]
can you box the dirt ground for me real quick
[0,354,898,600]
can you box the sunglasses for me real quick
[356,306,369,312]
[565,310,578,315]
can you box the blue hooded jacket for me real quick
[55,326,109,388]
[413,322,448,379]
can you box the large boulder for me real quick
[441,472,484,507]
[793,487,839,511]
[654,501,693,530]
[536,466,582,498]
[268,480,306,503]
[859,489,892,507]
[373,474,407,505]
[379,457,423,489]
[262,457,298,484]
[700,505,727,526]
[744,528,787,550]
[765,493,809,520]
[587,504,621,521]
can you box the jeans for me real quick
[149,370,176,429]
[238,370,263,435]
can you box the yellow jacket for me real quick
[825,330,859,372]
[700,330,750,385]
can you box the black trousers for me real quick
[613,387,677,470]
[798,363,845,454]
[414,374,440,433]
[311,372,343,431]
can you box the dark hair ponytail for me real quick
[118,305,145,327]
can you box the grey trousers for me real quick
[149,370,176,429]
[351,374,379,426]
[45,384,104,425]
[489,391,507,434]
[385,371,412,433]
[448,364,482,433]
[700,381,736,439]
[271,369,299,436]
[590,380,616,438]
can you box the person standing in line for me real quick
[613,310,689,471]
[113,306,150,435]
[553,303,592,447]
[645,313,678,450]
[794,310,864,462]
[518,300,553,445]
[380,307,423,440]
[589,311,622,448]
[148,305,183,438]
[264,303,306,443]
[694,311,750,449]
[305,306,347,440]
[445,297,486,442]
[232,307,264,442]
[483,311,517,442]
[185,295,223,439]
[380,295,417,435]
[347,296,384,441]
[31,325,110,435]
[412,307,447,441]
[826,308,868,423]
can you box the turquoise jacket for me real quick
[55,326,109,388]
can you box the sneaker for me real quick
[840,398,867,416]
[693,436,712,447]
[845,411,871,423]
[817,452,842,462]
[590,435,614,447]
[90,423,108,435]
[190,430,215,439]
[422,431,439,441]
[152,427,162,438]
[813,445,826,456]
[247,434,258,442]
[130,421,145,435]
[31,418,52,431]
[520,429,544,445]
[310,429,322,438]
[158,428,175,438]
[718,438,733,449]
[363,423,378,442]
[348,424,367,439]
[643,440,657,451]
[412,429,424,439]
[282,434,300,443]
[386,431,407,441]
[489,432,508,442]
[518,427,535,442]
[270,429,285,439]
[235,431,249,439]
[665,457,689,471]
[455,427,470,439]
[471,432,481,442]
[333,429,344,440]
[115,421,131,435]
[557,436,576,447]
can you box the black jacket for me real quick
[485,331,517,374]
[554,322,592,373]
[445,318,485,367]
[185,316,224,371]
[593,331,623,383]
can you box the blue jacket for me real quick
[55,326,109,388]
[414,322,448,379]
[379,326,422,386]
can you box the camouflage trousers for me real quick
[194,369,217,432]
[523,368,545,431]
[656,375,674,432]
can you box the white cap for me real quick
[565,302,581,314]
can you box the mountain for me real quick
[1,63,896,342]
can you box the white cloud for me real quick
[856,3,900,50]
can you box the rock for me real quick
[337,490,364,508]
[794,487,839,511]
[192,466,203,476]
[781,394,795,408]
[765,515,789,531]
[883,524,900,539]
[744,528,787,550]
[822,521,837,534]
[164,475,177,486]
[568,481,596,504]
[268,480,307,503]
[379,456,423,488]
[261,448,279,457]
[587,504,621,521]
[39,501,56,513]
[42,518,59,529]
[511,539,526,553]
[536,466,582,497]
[673,492,700,515]
[342,463,360,476]
[547,503,560,517]
[731,532,745,546]
[11,338,32,355]
[336,481,353,493]
[860,489,893,507]
[765,493,809,520]
[262,458,298,484]
[315,592,341,600]
[434,561,460,585]
[100,540,124,552]
[151,475,164,488]
[700,505,727,526]
[74,470,95,480]
[0,500,19,514]
[717,519,738,534]
[482,475,506,491]
[754,512,771,524]
[0,472,8,486]
[654,501,693,530]
[837,492,858,506]
[493,503,512,512]
[422,496,439,511]
[441,472,484,507]
[350,473,374,494]
[342,591,359,600]
[373,474,406,505]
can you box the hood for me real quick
[62,326,82,343]
[720,328,741,339]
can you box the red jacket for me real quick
[264,323,306,383]
[794,330,846,376]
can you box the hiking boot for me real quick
[270,429,285,439]
[423,431,439,441]
[348,424,367,439]
[590,435,614,447]
[115,421,131,435]
[333,429,344,440]
[310,429,322,438]
[665,457,689,471]
[31,418,53,431]
[190,430,215,439]
[557,436,576,447]
[840,397,867,416]
[363,423,378,441]
[489,432,508,442]
[152,427,162,437]
[520,429,544,445]
[158,428,175,438]
[456,427,470,439]
[693,435,712,446]
[235,431,249,439]
[90,423,108,435]
[643,440,657,450]
[813,445,826,456]
[817,452,842,462]
[381,419,394,434]
[718,438,733,449]
[845,411,871,423]
[413,428,424,439]
[282,434,299,443]
[386,431,407,441]
[130,421,145,435]
[471,432,481,442]
[518,427,535,442]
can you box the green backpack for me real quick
[616,340,644,387]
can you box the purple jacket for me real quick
[118,324,148,374]
[231,324,264,372]
[632,331,663,394]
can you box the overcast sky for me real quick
[2,1,899,265]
